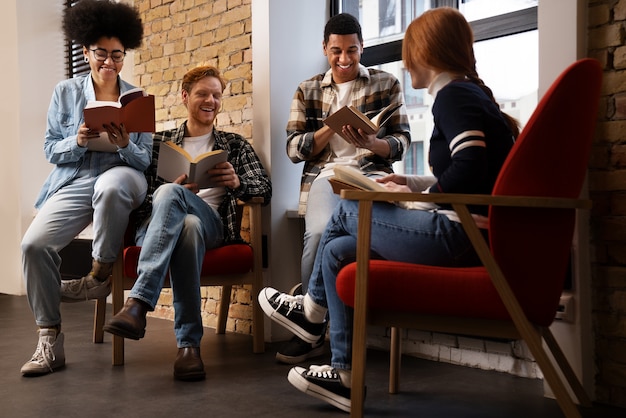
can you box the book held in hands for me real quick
[156,141,228,189]
[323,102,402,140]
[83,87,156,133]
[86,132,119,152]
[328,165,387,194]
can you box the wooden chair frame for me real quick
[92,197,265,365]
[342,189,592,418]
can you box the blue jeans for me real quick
[129,183,224,348]
[306,199,483,370]
[22,165,147,327]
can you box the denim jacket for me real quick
[34,73,153,208]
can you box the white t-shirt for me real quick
[318,80,360,179]
[182,133,226,211]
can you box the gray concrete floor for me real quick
[1,293,622,418]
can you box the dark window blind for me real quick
[65,0,90,78]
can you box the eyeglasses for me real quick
[90,48,126,63]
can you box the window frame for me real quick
[332,0,538,67]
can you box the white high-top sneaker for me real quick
[20,328,65,376]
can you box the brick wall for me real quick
[588,0,626,408]
[131,0,254,335]
[129,0,626,408]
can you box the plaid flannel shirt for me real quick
[133,121,272,243]
[286,64,411,215]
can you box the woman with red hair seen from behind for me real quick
[257,7,519,413]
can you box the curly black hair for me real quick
[62,0,143,50]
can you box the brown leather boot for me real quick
[174,347,206,381]
[103,298,149,340]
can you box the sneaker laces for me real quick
[306,364,337,379]
[274,293,304,316]
[30,338,57,373]
[62,277,89,300]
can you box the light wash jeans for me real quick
[22,165,147,327]
[130,183,224,348]
[306,199,484,371]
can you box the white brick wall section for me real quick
[366,325,540,379]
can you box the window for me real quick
[65,0,90,78]
[335,0,538,175]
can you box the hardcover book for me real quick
[83,87,156,133]
[323,102,402,140]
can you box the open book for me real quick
[83,87,156,133]
[329,166,439,211]
[328,165,387,194]
[323,102,402,140]
[156,141,228,188]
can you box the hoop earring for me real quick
[84,57,89,63]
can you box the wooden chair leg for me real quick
[541,327,591,407]
[389,327,401,394]
[350,199,374,418]
[111,257,125,366]
[520,325,582,418]
[251,275,265,354]
[216,285,232,335]
[248,199,265,354]
[93,297,106,343]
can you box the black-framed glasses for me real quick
[90,48,126,63]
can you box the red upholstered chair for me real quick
[93,197,265,365]
[336,58,602,418]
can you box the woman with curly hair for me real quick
[20,0,151,376]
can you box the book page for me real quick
[84,100,121,109]
[156,141,227,188]
[332,165,387,192]
[370,102,402,128]
[86,132,118,152]
[156,141,192,182]
[119,87,148,106]
[324,102,402,140]
[190,150,228,188]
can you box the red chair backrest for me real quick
[488,58,602,326]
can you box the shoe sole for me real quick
[257,291,320,344]
[288,367,351,413]
[275,344,326,365]
[21,362,66,377]
[103,323,145,340]
[174,371,206,381]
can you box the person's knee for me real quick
[181,215,203,237]
[153,183,183,204]
[21,234,48,258]
[303,227,323,250]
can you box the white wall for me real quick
[540,0,594,399]
[252,0,329,341]
[1,0,65,295]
